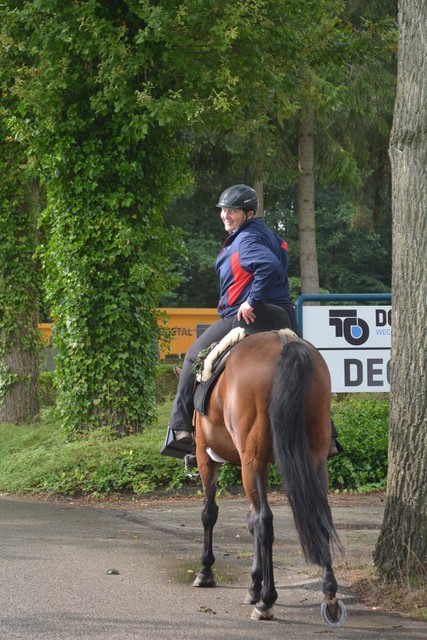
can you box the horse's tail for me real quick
[269,339,341,566]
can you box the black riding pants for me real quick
[168,316,235,431]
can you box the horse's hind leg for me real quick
[321,557,346,626]
[193,457,221,588]
[242,467,278,620]
[244,508,263,605]
[315,458,347,627]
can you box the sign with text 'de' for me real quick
[302,306,391,392]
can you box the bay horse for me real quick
[192,328,346,626]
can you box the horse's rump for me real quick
[195,330,295,466]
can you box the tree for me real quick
[294,1,396,294]
[0,114,41,423]
[162,0,396,300]
[1,0,302,432]
[1,1,192,432]
[0,0,397,433]
[298,105,319,294]
[373,0,426,584]
[315,191,392,294]
[191,1,396,295]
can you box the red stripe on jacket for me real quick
[227,251,254,306]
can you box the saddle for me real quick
[194,304,295,415]
[193,328,245,415]
[160,304,295,460]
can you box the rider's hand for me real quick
[238,301,256,324]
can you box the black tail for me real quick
[269,340,341,566]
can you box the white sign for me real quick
[302,306,391,392]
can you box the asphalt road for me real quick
[0,493,425,640]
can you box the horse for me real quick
[191,328,346,626]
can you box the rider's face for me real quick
[220,208,253,233]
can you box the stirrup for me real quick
[184,454,199,479]
[160,427,195,458]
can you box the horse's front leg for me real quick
[193,456,221,588]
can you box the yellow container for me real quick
[38,323,54,346]
[157,308,219,359]
[38,308,219,360]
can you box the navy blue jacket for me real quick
[215,217,292,317]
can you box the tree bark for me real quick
[0,323,40,424]
[253,177,264,217]
[373,0,427,584]
[0,180,40,424]
[297,105,320,294]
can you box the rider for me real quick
[161,184,339,458]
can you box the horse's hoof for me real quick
[250,604,274,620]
[193,573,216,588]
[320,599,347,627]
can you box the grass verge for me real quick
[0,394,390,497]
[0,402,187,496]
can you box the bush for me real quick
[154,363,180,402]
[328,395,389,492]
[39,371,57,408]
[0,394,389,497]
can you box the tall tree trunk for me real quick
[0,179,41,424]
[253,177,264,217]
[0,322,40,424]
[297,105,320,294]
[373,0,427,584]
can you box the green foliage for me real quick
[0,404,183,496]
[3,0,308,431]
[0,134,37,350]
[1,1,195,432]
[159,233,220,308]
[38,371,56,408]
[154,364,180,402]
[158,1,396,304]
[328,395,389,491]
[0,0,396,432]
[0,388,389,497]
[316,194,392,293]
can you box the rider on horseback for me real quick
[161,184,339,460]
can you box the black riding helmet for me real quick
[216,184,258,213]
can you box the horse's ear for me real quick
[173,365,182,379]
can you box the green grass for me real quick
[0,385,389,497]
[0,402,187,496]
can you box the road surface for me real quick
[0,493,425,639]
